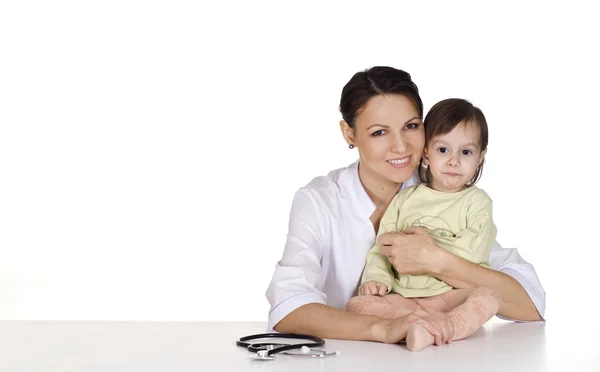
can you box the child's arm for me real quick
[361,194,403,292]
[453,189,497,264]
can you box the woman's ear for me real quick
[339,120,355,147]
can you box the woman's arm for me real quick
[276,302,455,344]
[432,192,541,320]
[431,249,542,321]
[379,228,543,321]
[267,189,413,341]
[267,188,454,343]
[276,302,455,345]
[275,303,393,342]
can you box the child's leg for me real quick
[346,293,421,319]
[415,288,476,312]
[439,287,501,340]
[406,287,501,352]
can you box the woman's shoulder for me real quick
[290,161,367,221]
[297,161,357,197]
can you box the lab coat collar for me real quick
[348,160,377,218]
[347,160,421,218]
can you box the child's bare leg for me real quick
[346,293,421,319]
[406,287,501,352]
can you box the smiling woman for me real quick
[264,66,545,345]
[339,94,425,228]
[342,96,423,175]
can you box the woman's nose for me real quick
[390,134,407,153]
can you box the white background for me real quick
[0,1,598,322]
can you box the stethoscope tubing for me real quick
[236,332,325,357]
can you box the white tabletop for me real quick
[0,318,596,371]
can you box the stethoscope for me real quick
[236,332,341,360]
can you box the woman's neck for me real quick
[358,165,402,210]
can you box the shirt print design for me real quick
[407,216,456,239]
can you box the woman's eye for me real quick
[372,130,385,136]
[438,147,447,153]
[462,149,473,155]
[405,122,420,130]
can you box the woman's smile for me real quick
[387,156,412,168]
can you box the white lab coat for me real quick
[265,161,546,330]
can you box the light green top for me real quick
[361,184,497,298]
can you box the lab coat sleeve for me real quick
[361,194,399,292]
[265,188,328,331]
[489,241,547,321]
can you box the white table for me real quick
[0,318,596,371]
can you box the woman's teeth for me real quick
[388,158,409,165]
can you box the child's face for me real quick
[424,122,486,193]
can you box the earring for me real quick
[349,144,355,149]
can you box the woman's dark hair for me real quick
[419,98,489,186]
[339,66,423,128]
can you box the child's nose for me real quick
[447,154,460,167]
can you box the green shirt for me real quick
[362,184,497,298]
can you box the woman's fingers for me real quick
[378,232,403,257]
[377,232,394,246]
[431,311,453,344]
[379,244,392,257]
[414,319,442,345]
[443,315,455,343]
[409,309,454,346]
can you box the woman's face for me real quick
[341,94,425,186]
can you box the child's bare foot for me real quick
[406,323,435,352]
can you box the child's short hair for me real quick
[419,98,489,186]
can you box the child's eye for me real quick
[438,147,448,153]
[371,130,386,136]
[462,149,473,155]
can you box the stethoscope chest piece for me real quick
[248,350,276,360]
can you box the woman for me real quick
[265,66,545,345]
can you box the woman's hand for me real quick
[370,308,454,345]
[412,309,455,345]
[378,227,447,276]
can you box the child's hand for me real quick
[359,281,388,296]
